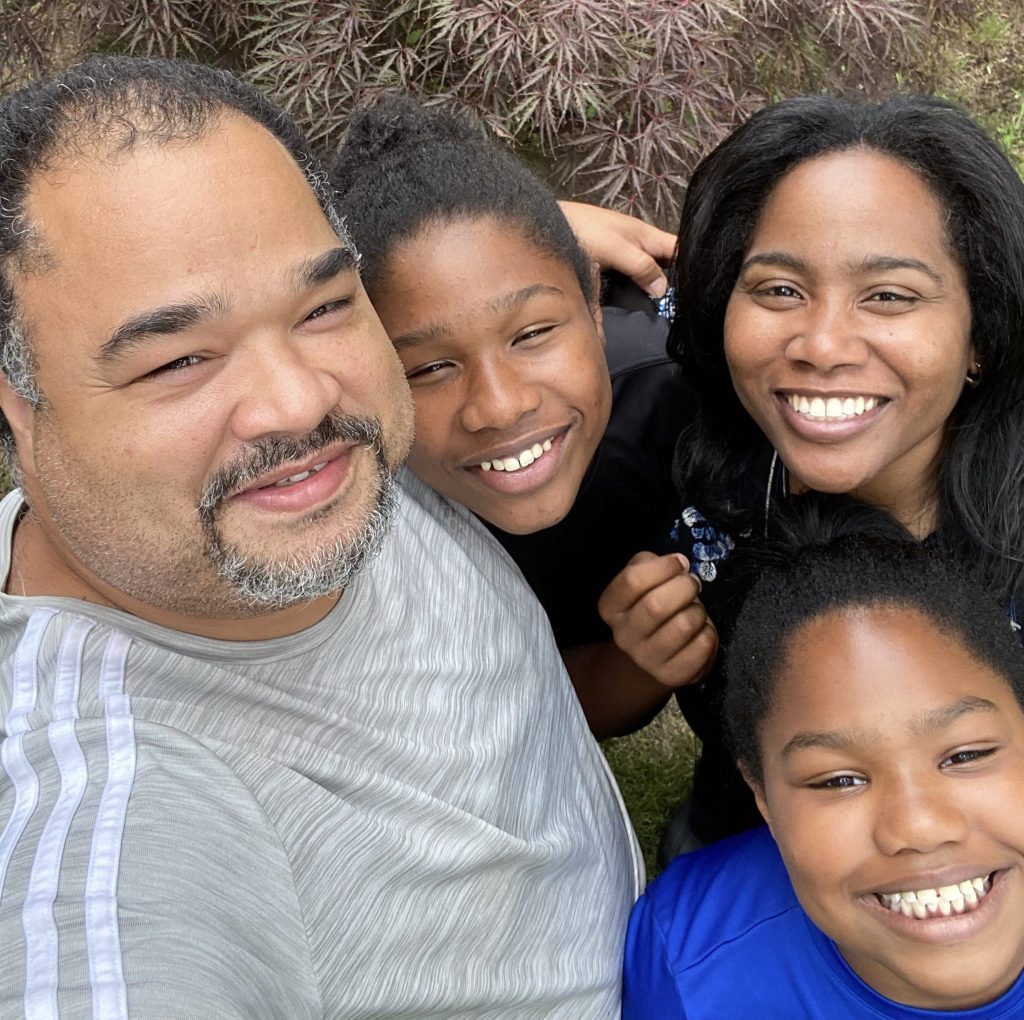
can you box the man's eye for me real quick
[141,354,203,379]
[306,298,351,322]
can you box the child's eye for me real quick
[940,747,997,768]
[513,325,555,345]
[405,360,454,382]
[808,773,867,790]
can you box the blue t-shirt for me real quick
[623,826,1024,1019]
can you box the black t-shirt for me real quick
[488,305,695,648]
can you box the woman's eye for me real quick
[808,774,866,790]
[866,290,917,306]
[940,747,997,768]
[752,284,802,301]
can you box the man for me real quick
[0,56,641,1017]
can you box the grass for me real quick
[601,702,699,877]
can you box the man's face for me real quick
[5,114,414,629]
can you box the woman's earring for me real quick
[966,361,983,387]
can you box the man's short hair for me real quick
[0,54,353,471]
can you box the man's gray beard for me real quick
[198,414,399,608]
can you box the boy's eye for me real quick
[405,360,454,382]
[513,324,556,345]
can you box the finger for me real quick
[599,553,691,617]
[610,245,668,299]
[603,572,703,640]
[655,620,719,687]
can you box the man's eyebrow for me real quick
[98,294,228,363]
[488,283,565,314]
[849,254,945,286]
[290,246,358,292]
[781,696,999,759]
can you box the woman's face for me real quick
[724,149,973,526]
[369,217,612,535]
[753,607,1024,1011]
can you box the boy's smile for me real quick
[752,606,1024,1010]
[370,216,612,535]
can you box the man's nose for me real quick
[229,338,343,442]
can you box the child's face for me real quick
[752,606,1024,1010]
[370,217,612,534]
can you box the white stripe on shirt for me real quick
[86,630,134,1020]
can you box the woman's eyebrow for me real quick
[849,254,944,285]
[738,251,807,275]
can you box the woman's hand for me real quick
[559,200,675,299]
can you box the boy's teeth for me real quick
[788,394,879,420]
[479,437,555,473]
[878,874,992,918]
[271,462,328,487]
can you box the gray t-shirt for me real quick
[0,473,642,1018]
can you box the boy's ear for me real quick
[739,760,772,832]
[588,265,606,350]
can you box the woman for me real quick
[667,94,1024,848]
[625,510,1024,1017]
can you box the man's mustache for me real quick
[197,412,387,520]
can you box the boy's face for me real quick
[752,606,1024,1011]
[370,216,612,535]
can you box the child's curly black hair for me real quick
[329,93,593,304]
[724,495,1024,785]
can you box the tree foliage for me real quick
[0,0,974,226]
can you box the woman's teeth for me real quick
[272,461,328,488]
[480,438,554,473]
[877,875,992,918]
[787,394,880,420]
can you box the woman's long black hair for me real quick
[670,94,1024,601]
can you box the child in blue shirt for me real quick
[624,502,1024,1017]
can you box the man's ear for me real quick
[0,377,37,481]
[739,760,772,831]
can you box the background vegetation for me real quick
[0,0,1000,226]
[2,0,1024,872]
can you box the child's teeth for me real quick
[479,436,556,473]
[879,873,993,918]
